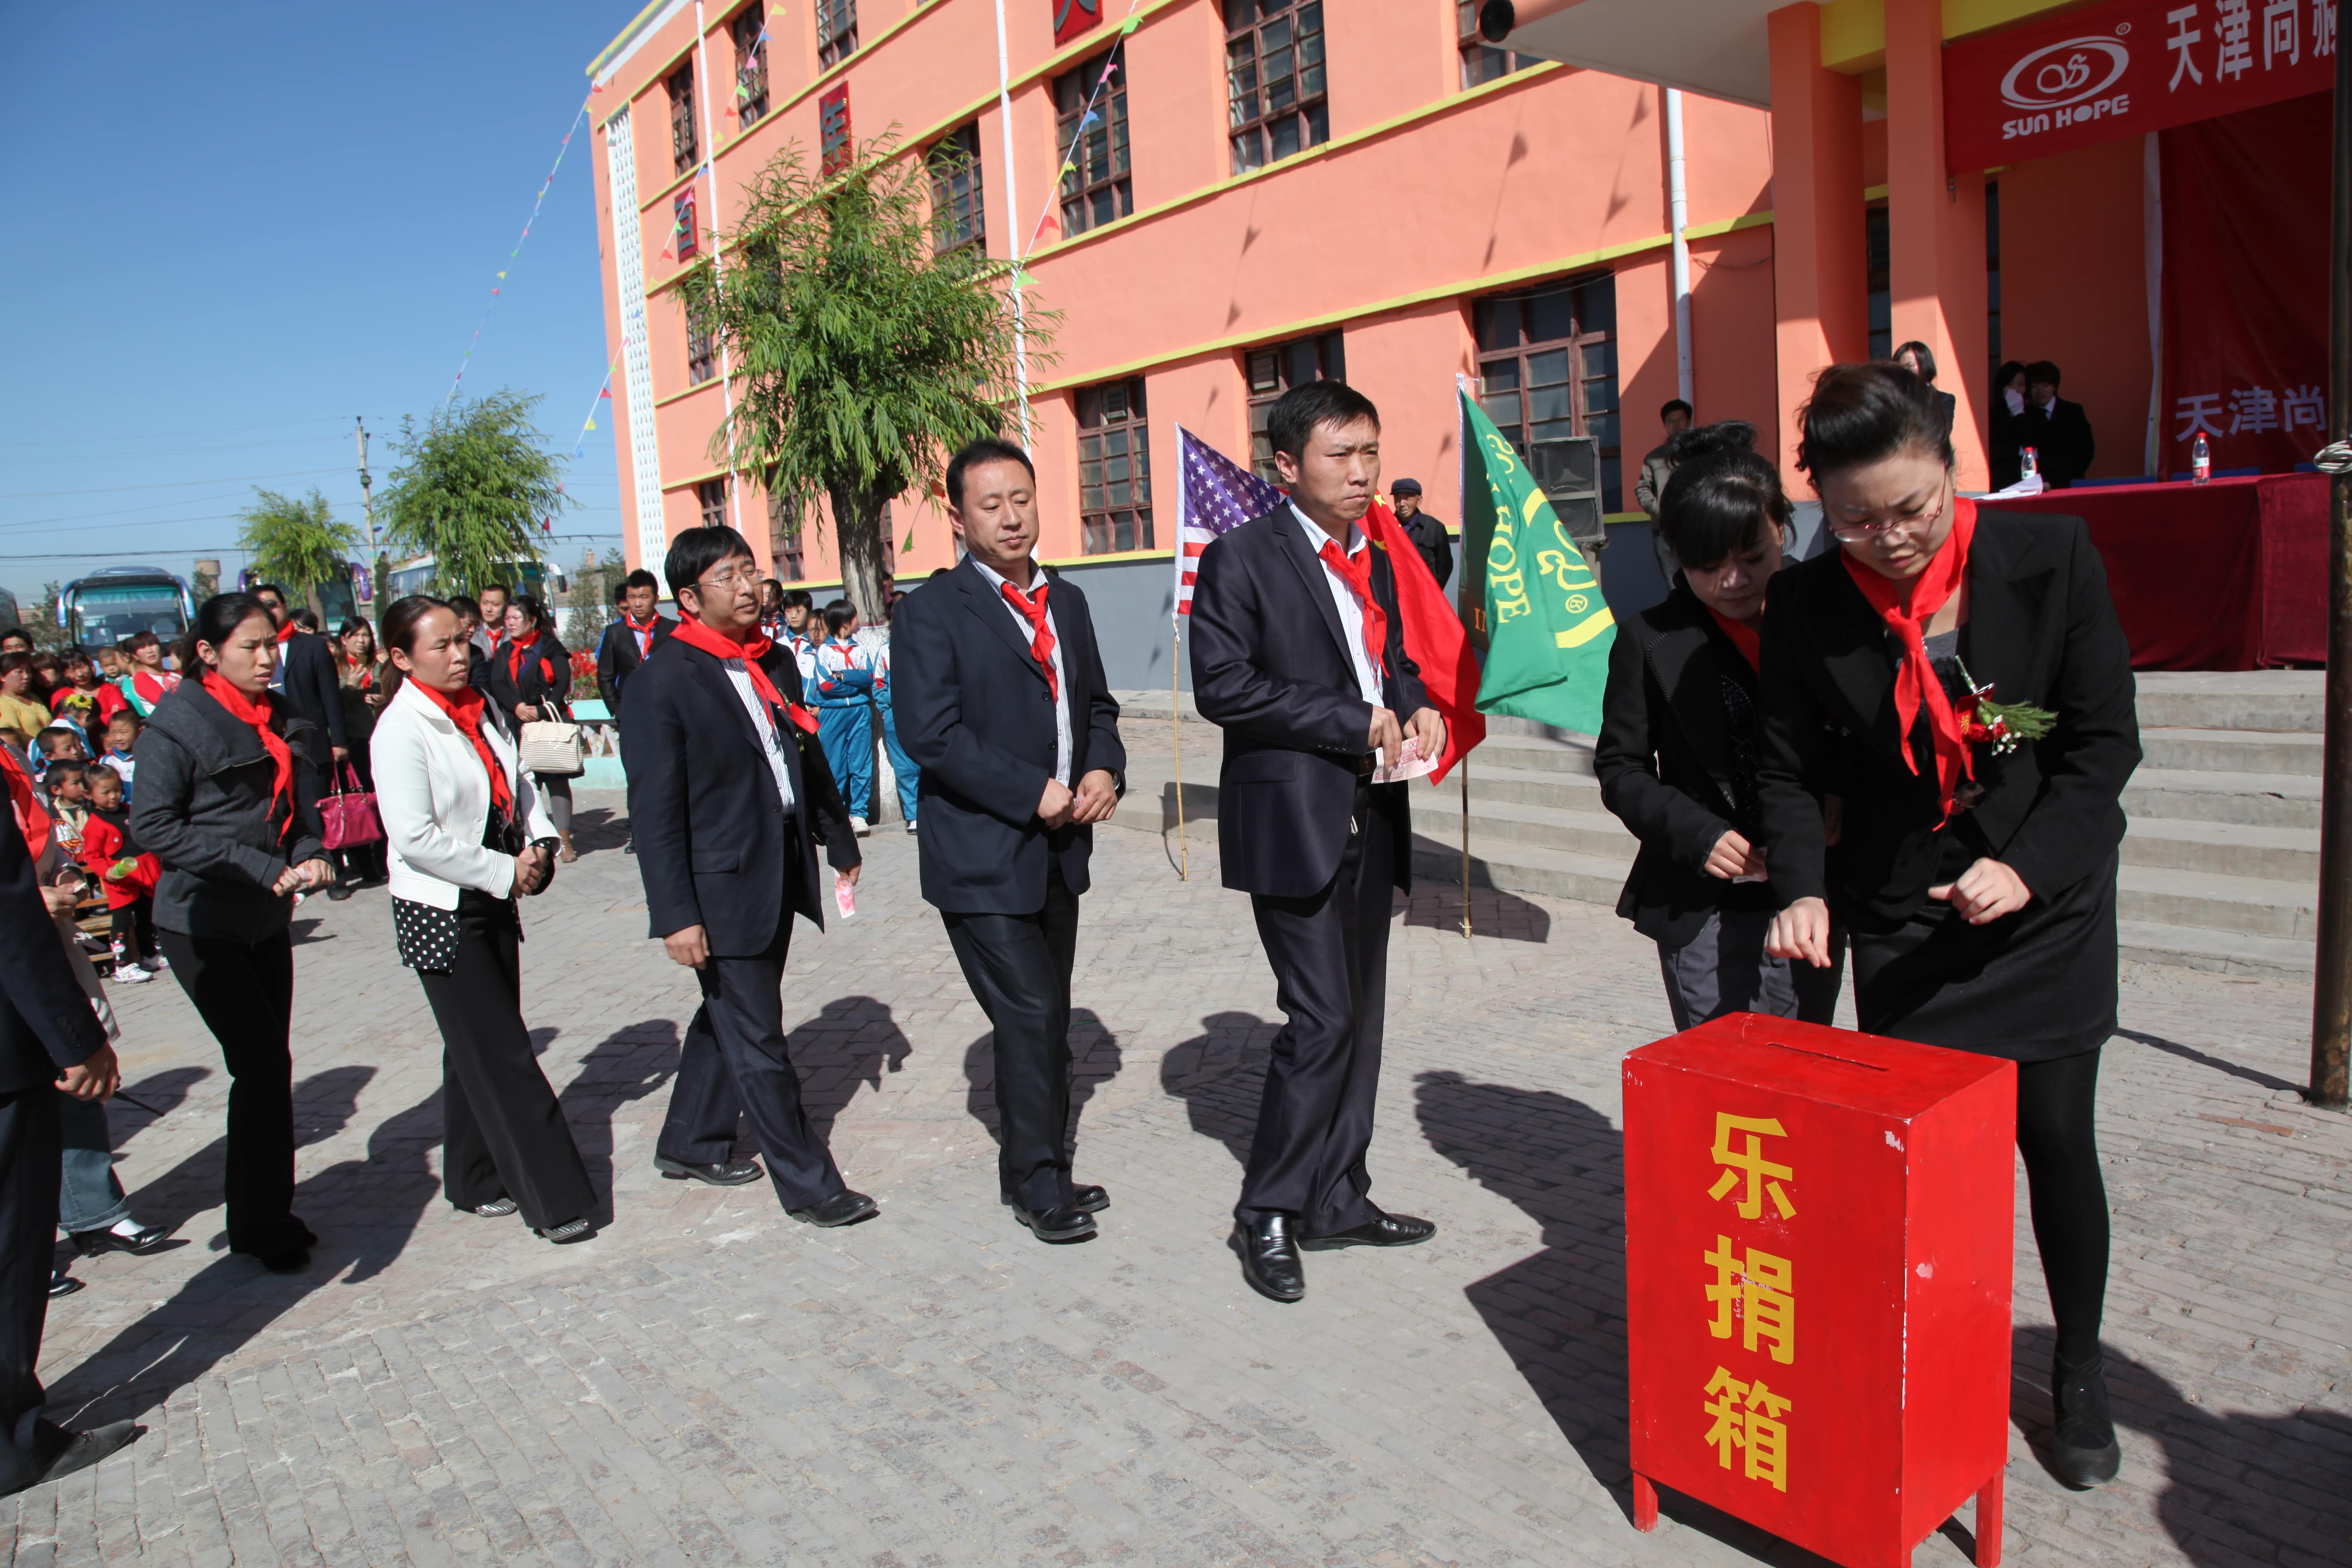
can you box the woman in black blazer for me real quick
[1594,422,1842,1029]
[1894,340,1959,448]
[1759,363,2141,1490]
[490,594,577,862]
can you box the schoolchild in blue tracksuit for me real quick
[812,601,875,831]
[871,637,919,834]
[783,591,821,703]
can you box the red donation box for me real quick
[1624,1014,2017,1568]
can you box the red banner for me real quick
[1944,0,2337,171]
[1053,0,1104,47]
[2161,92,2331,479]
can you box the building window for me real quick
[817,0,859,68]
[1076,378,1152,554]
[732,4,770,125]
[1865,204,1891,361]
[1457,0,1531,88]
[929,123,985,253]
[1245,331,1346,482]
[667,63,698,176]
[820,84,853,175]
[673,191,698,261]
[1055,46,1132,238]
[1225,0,1328,175]
[769,490,804,580]
[1474,275,1622,512]
[686,299,717,385]
[698,477,730,529]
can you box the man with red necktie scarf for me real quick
[891,439,1125,1246]
[1187,379,1446,1304]
[594,569,673,714]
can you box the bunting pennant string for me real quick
[444,95,593,406]
[1016,4,1144,265]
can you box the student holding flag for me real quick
[1189,380,1443,1304]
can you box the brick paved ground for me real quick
[8,753,2348,1567]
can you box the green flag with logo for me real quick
[1457,384,1615,735]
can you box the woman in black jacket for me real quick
[130,593,335,1273]
[488,595,576,863]
[1758,362,2141,1490]
[1595,423,1843,1029]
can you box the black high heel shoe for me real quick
[2050,1351,2121,1488]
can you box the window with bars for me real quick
[697,477,730,529]
[820,84,853,175]
[1457,0,1532,88]
[1245,331,1346,482]
[1076,378,1152,554]
[1225,0,1327,175]
[667,64,698,176]
[1474,275,1622,512]
[817,0,859,68]
[1055,46,1132,238]
[686,298,717,385]
[673,191,698,260]
[928,123,985,253]
[769,490,804,579]
[731,3,769,124]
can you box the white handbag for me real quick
[518,719,585,778]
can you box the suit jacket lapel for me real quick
[1646,603,1741,790]
[682,643,769,760]
[1813,563,1906,750]
[1273,507,1354,671]
[954,559,1050,687]
[1960,519,2051,711]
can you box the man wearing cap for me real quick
[1389,480,1452,590]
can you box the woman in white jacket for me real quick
[374,596,595,1244]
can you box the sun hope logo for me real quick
[1999,34,2133,142]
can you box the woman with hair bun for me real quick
[1594,420,1842,1028]
[1758,361,2141,1490]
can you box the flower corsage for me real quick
[1954,659,2054,756]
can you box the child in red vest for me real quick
[80,763,164,983]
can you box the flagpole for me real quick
[1171,622,1188,881]
[1460,755,1472,939]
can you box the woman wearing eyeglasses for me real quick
[1756,362,2141,1491]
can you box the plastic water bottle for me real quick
[2019,446,2038,484]
[2192,431,2212,485]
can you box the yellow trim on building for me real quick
[1821,0,2085,71]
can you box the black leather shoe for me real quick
[2051,1352,2122,1488]
[1300,1210,1437,1250]
[1072,1184,1109,1214]
[655,1156,764,1186]
[789,1189,879,1227]
[0,1421,144,1498]
[47,1271,80,1299]
[69,1222,174,1257]
[1232,1215,1305,1302]
[1011,1203,1097,1243]
[326,882,353,901]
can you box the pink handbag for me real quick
[320,763,384,851]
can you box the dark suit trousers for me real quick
[941,861,1080,1212]
[0,1084,65,1491]
[416,900,596,1232]
[1238,782,1393,1238]
[656,829,846,1211]
[155,928,307,1257]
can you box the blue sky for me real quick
[0,2,637,603]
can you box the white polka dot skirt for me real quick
[392,897,461,973]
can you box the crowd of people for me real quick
[0,363,2135,1505]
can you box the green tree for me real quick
[237,487,360,623]
[18,581,66,650]
[565,547,619,643]
[682,134,1050,620]
[379,389,563,596]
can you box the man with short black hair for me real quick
[1636,399,1694,518]
[894,437,1125,1244]
[1188,379,1444,1303]
[2021,360,2097,488]
[595,569,670,713]
[1388,479,1452,589]
[620,527,874,1228]
[477,584,512,655]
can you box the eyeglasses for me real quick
[1827,487,1949,543]
[694,564,764,592]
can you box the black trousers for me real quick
[1238,784,1394,1238]
[656,883,846,1212]
[0,1084,65,1491]
[941,861,1081,1212]
[415,901,595,1231]
[109,897,159,960]
[155,927,308,1257]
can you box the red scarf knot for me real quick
[668,616,819,734]
[413,680,513,819]
[201,673,296,835]
[998,579,1058,700]
[624,613,660,658]
[1316,536,1389,681]
[1840,497,1979,824]
[1706,607,1763,673]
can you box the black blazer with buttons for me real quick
[1188,505,1428,900]
[890,558,1125,916]
[0,801,107,1093]
[619,637,861,956]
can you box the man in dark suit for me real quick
[1389,479,1452,590]
[595,569,673,713]
[619,526,874,1228]
[0,794,142,1496]
[893,439,1126,1243]
[2022,360,2097,488]
[253,586,350,895]
[1189,379,1445,1303]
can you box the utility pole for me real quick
[355,417,377,609]
[2310,31,2351,1111]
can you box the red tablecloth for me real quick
[1978,472,2327,669]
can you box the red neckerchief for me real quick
[624,613,660,658]
[132,668,176,704]
[201,672,294,833]
[1315,531,1390,679]
[274,621,299,645]
[668,616,820,733]
[0,745,49,859]
[1841,496,1978,823]
[507,634,531,686]
[997,579,1058,700]
[1706,607,1763,673]
[412,680,513,818]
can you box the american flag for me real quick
[1174,426,1284,617]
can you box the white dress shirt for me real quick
[969,556,1072,785]
[1292,503,1384,706]
[720,659,797,816]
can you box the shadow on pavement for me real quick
[2112,1028,2303,1095]
[1156,1010,1277,1168]
[567,804,628,856]
[959,1006,1126,1168]
[794,995,913,1140]
[1397,883,1554,943]
[556,1019,683,1227]
[101,1065,211,1155]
